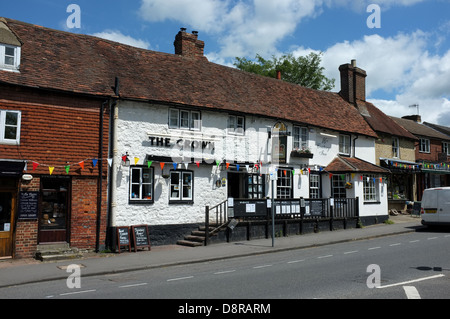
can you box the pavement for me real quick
[0,214,423,288]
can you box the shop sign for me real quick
[18,191,39,220]
[148,136,215,150]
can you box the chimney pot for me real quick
[351,59,357,67]
[276,70,281,80]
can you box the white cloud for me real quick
[92,30,151,49]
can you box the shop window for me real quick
[40,179,69,231]
[0,110,21,145]
[247,174,265,199]
[363,174,379,202]
[309,173,321,199]
[130,167,154,202]
[277,168,292,199]
[170,171,193,203]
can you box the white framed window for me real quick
[169,108,201,131]
[339,135,351,155]
[392,137,400,158]
[419,138,430,153]
[363,174,378,202]
[443,142,450,156]
[309,174,320,199]
[293,126,309,150]
[170,171,193,202]
[129,167,154,202]
[277,168,292,199]
[0,45,20,71]
[332,175,346,198]
[227,115,245,135]
[0,110,21,145]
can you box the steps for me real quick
[177,226,218,247]
[35,243,84,262]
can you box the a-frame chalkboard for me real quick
[116,226,131,253]
[132,225,151,252]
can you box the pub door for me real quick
[0,191,16,258]
[39,178,71,243]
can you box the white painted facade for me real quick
[111,100,388,228]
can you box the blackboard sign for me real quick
[132,225,151,252]
[116,226,131,253]
[18,191,39,220]
[412,202,421,216]
[308,200,324,216]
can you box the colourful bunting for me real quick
[49,167,54,175]
[160,162,165,170]
[32,162,39,171]
[65,165,70,174]
[92,159,98,167]
[79,161,85,169]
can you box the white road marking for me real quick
[287,259,305,264]
[344,251,358,255]
[253,264,273,269]
[409,240,420,243]
[403,286,421,299]
[167,276,194,282]
[368,246,381,250]
[389,243,401,246]
[214,270,236,275]
[377,274,445,289]
[427,237,438,240]
[317,255,333,259]
[119,283,148,288]
[59,289,96,296]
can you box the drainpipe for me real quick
[96,100,107,253]
[353,135,358,158]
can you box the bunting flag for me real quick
[49,167,54,175]
[108,159,113,167]
[226,163,230,170]
[79,161,85,170]
[216,160,220,167]
[147,160,153,168]
[184,163,189,170]
[65,165,70,174]
[196,161,200,168]
[32,162,39,171]
[122,155,128,162]
[173,163,177,170]
[245,164,250,171]
[329,173,333,179]
[134,157,139,165]
[160,162,165,170]
[236,164,240,171]
[92,159,98,167]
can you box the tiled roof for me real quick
[325,155,390,174]
[357,101,417,140]
[0,18,377,138]
[390,117,450,141]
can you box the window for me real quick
[392,137,400,158]
[339,135,351,155]
[309,174,321,199]
[419,138,430,153]
[247,174,265,199]
[332,175,346,198]
[169,108,201,131]
[277,168,292,199]
[0,110,21,145]
[293,126,309,150]
[0,45,20,71]
[227,115,245,135]
[170,171,193,202]
[443,142,449,156]
[363,174,378,202]
[130,167,154,202]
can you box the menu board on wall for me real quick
[18,191,39,220]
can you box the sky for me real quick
[3,0,450,127]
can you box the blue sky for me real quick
[3,0,450,126]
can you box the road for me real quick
[1,228,450,301]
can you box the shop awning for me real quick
[0,160,25,177]
[380,157,420,173]
[325,155,390,174]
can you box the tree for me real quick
[233,52,335,91]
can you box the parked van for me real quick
[421,187,450,226]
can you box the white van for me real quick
[421,187,450,226]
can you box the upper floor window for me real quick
[293,126,309,150]
[169,108,201,131]
[419,138,430,153]
[443,142,450,156]
[0,110,21,145]
[227,115,245,135]
[339,135,351,155]
[392,137,400,158]
[0,45,20,71]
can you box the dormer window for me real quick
[0,45,20,71]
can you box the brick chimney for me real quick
[339,59,367,104]
[174,28,207,60]
[402,115,422,123]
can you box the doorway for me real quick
[39,178,70,243]
[0,191,15,258]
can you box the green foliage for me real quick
[233,52,335,91]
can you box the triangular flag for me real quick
[184,163,189,170]
[107,158,113,167]
[216,160,220,167]
[147,161,153,168]
[65,165,70,174]
[32,162,39,171]
[79,161,85,170]
[226,163,230,170]
[122,155,128,162]
[283,170,287,176]
[134,157,139,165]
[92,159,98,167]
[196,161,200,168]
[236,164,240,171]
[245,165,249,171]
[292,169,295,175]
[173,163,177,170]
[329,173,333,179]
[160,162,165,170]
[49,167,54,175]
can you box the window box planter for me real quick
[290,151,314,159]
